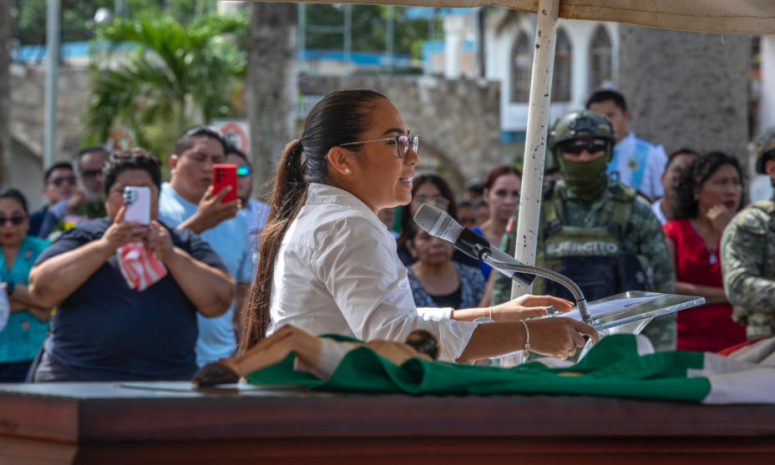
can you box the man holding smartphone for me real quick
[158,126,252,367]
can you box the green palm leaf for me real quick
[86,14,246,158]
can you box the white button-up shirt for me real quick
[268,183,478,361]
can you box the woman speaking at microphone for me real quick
[241,90,597,363]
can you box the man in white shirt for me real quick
[587,89,668,201]
[158,126,251,366]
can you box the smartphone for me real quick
[213,164,238,203]
[123,186,151,225]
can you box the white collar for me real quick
[306,183,377,218]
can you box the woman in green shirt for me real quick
[0,188,51,382]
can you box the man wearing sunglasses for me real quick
[493,110,676,352]
[73,146,110,204]
[35,147,110,240]
[225,145,270,262]
[29,162,77,237]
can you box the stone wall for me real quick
[300,74,522,190]
[11,63,91,162]
[9,63,91,205]
[8,64,519,201]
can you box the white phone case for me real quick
[123,186,151,225]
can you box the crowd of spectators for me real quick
[0,86,771,383]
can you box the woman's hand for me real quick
[491,294,575,322]
[100,206,148,253]
[526,317,599,359]
[707,205,735,233]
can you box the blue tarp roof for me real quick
[13,41,136,62]
[301,50,413,68]
[405,7,477,20]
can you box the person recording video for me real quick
[28,149,234,382]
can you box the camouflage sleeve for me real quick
[631,198,674,294]
[721,209,775,313]
[491,227,517,305]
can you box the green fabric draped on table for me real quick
[246,334,775,404]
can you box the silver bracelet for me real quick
[519,320,531,358]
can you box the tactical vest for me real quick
[537,185,653,301]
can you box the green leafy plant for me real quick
[86,13,246,159]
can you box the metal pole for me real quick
[298,4,306,72]
[386,6,394,70]
[510,0,559,299]
[44,0,61,169]
[344,4,352,63]
[115,0,127,18]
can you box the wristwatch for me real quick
[4,282,14,297]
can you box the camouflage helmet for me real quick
[548,110,616,160]
[755,128,775,174]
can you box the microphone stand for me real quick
[479,250,592,324]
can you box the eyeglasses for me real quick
[413,195,450,209]
[340,134,420,159]
[0,215,26,226]
[80,169,103,179]
[237,166,252,178]
[50,175,77,187]
[558,139,608,155]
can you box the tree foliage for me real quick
[86,13,246,159]
[11,0,210,45]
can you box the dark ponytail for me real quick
[241,89,387,351]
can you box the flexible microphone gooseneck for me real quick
[413,203,590,322]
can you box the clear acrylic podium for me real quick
[558,290,706,336]
[495,291,706,366]
[558,290,706,360]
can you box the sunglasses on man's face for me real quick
[0,215,26,226]
[50,176,77,187]
[237,166,252,178]
[558,139,608,155]
[80,169,103,179]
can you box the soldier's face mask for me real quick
[558,140,611,202]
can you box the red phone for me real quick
[213,164,238,203]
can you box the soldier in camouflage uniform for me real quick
[493,111,676,351]
[722,129,775,340]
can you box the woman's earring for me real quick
[344,169,352,175]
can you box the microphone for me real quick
[413,204,535,286]
[413,203,591,322]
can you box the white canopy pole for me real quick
[510,0,559,299]
[44,0,61,169]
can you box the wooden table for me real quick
[1,382,774,464]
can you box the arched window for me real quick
[510,32,531,103]
[589,25,613,91]
[552,28,572,102]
